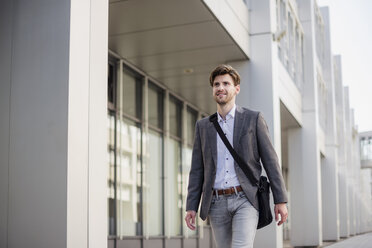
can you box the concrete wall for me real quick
[0,0,13,246]
[0,0,108,247]
[0,1,70,247]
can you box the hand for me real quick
[185,210,197,230]
[274,203,288,226]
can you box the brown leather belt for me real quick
[213,186,243,196]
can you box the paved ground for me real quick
[283,232,372,248]
[324,232,372,248]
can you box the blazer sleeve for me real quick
[256,112,288,204]
[186,121,204,212]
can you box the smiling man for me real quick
[184,65,288,248]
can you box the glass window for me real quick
[166,138,182,236]
[296,31,304,90]
[120,68,142,119]
[148,82,164,129]
[287,12,293,72]
[107,59,208,241]
[108,63,115,109]
[108,112,116,236]
[280,0,287,64]
[182,146,198,236]
[187,108,198,146]
[169,96,182,138]
[361,137,372,160]
[143,130,164,236]
[116,118,142,236]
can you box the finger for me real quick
[275,206,279,221]
[187,220,195,230]
[190,215,196,229]
[277,211,283,226]
[282,212,288,223]
[277,212,288,226]
[187,221,195,230]
[185,214,196,230]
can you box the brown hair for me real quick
[209,64,241,86]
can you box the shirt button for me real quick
[226,170,229,173]
[226,158,228,160]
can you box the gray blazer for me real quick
[186,106,288,220]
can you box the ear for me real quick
[235,84,240,94]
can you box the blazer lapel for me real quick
[233,105,246,149]
[207,119,217,170]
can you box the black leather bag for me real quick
[209,113,273,229]
[256,176,273,229]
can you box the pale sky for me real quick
[318,0,372,132]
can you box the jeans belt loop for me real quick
[233,186,238,195]
[215,189,219,199]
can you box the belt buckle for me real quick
[222,189,226,195]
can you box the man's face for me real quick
[212,74,240,105]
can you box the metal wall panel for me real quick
[117,239,142,248]
[143,239,163,248]
[108,240,115,248]
[184,237,198,248]
[165,238,182,248]
[199,227,213,248]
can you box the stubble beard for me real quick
[214,93,233,106]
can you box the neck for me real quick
[217,101,235,120]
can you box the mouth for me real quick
[216,92,226,96]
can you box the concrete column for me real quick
[351,111,361,234]
[289,0,322,246]
[0,0,108,247]
[86,1,109,247]
[333,56,350,238]
[235,1,284,247]
[343,87,356,236]
[320,7,340,241]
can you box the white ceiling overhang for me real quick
[109,0,250,114]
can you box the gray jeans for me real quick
[208,191,259,248]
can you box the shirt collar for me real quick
[217,104,236,122]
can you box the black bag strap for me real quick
[209,113,259,187]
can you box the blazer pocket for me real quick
[238,130,253,144]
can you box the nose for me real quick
[216,84,224,91]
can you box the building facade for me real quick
[1,0,371,248]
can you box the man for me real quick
[184,65,288,248]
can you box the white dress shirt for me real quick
[213,104,240,189]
